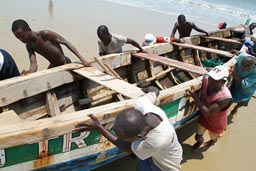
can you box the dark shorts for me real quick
[137,157,162,171]
[0,49,20,81]
[48,57,72,68]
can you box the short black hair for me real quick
[97,25,110,36]
[12,19,30,32]
[178,14,186,22]
[114,109,146,138]
[249,23,256,30]
[241,56,256,69]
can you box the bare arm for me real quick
[74,114,133,153]
[126,38,146,53]
[171,22,178,38]
[229,65,242,85]
[45,30,91,66]
[185,86,231,117]
[21,44,38,74]
[192,23,209,35]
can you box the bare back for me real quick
[27,30,66,67]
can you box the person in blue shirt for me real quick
[229,53,256,115]
[0,49,20,81]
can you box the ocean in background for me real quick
[105,0,256,27]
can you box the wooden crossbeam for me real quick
[0,110,22,126]
[0,77,204,149]
[172,42,235,58]
[73,67,144,99]
[46,90,60,116]
[133,53,207,75]
[202,36,242,44]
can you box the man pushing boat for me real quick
[12,19,90,75]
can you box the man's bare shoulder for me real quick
[38,30,58,39]
[187,22,195,27]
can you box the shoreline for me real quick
[1,0,216,71]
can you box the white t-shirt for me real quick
[0,51,4,71]
[98,33,127,55]
[132,92,183,171]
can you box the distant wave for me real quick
[105,0,256,26]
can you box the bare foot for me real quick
[203,139,217,147]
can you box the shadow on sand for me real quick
[178,109,237,164]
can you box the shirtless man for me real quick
[12,19,90,74]
[171,14,209,39]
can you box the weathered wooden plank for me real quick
[73,67,144,99]
[202,36,242,44]
[0,110,22,126]
[172,42,234,58]
[0,63,82,107]
[0,56,238,149]
[0,77,203,149]
[133,53,207,75]
[46,91,60,117]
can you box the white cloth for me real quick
[0,51,4,71]
[132,92,183,171]
[98,33,127,55]
[251,33,256,42]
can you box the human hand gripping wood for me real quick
[73,114,100,133]
[21,69,30,76]
[81,59,91,67]
[184,86,196,98]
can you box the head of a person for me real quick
[249,23,256,31]
[113,109,146,142]
[143,33,156,46]
[207,65,229,90]
[178,14,186,25]
[12,19,32,43]
[97,25,111,45]
[240,56,256,71]
[218,22,227,29]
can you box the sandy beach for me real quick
[0,0,255,171]
[0,0,216,71]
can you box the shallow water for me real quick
[105,0,256,27]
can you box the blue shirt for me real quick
[231,53,256,103]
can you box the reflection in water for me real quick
[48,0,54,18]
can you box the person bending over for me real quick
[185,66,232,151]
[12,19,90,75]
[171,14,209,40]
[74,86,183,171]
[97,25,146,56]
[229,53,256,115]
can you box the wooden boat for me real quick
[0,25,247,170]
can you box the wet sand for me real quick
[1,0,255,171]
